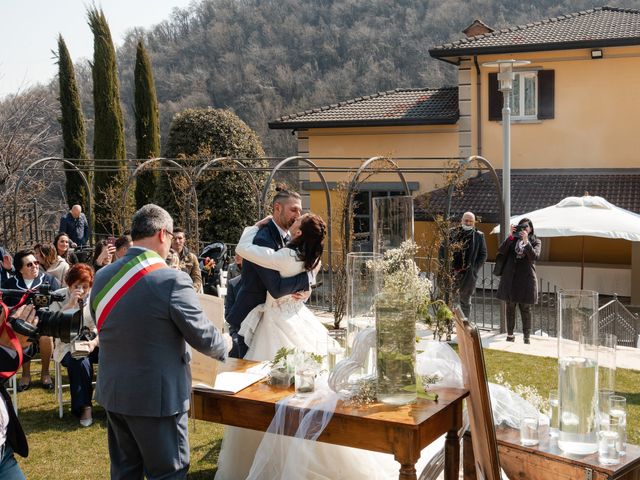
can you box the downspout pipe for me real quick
[473,55,482,160]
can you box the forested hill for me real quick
[71,0,640,156]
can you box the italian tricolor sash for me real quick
[93,250,168,332]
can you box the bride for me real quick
[215,213,408,479]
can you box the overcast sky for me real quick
[0,0,195,98]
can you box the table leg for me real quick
[398,463,417,480]
[444,402,463,480]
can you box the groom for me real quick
[227,187,312,358]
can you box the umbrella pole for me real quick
[581,236,585,289]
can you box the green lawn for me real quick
[14,350,640,478]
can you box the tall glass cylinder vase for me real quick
[376,292,417,405]
[372,195,414,254]
[557,290,599,455]
[346,252,382,375]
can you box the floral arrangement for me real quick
[367,240,432,315]
[492,372,548,413]
[267,347,323,387]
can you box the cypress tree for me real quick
[88,7,127,234]
[134,40,161,208]
[57,35,89,208]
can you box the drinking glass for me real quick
[520,416,540,446]
[609,395,627,456]
[548,389,559,437]
[294,367,316,398]
[598,429,621,465]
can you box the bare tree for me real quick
[0,86,62,249]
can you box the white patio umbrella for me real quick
[491,195,640,288]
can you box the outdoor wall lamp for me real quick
[591,49,603,59]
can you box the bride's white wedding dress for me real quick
[215,226,412,479]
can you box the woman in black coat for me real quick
[496,218,541,344]
[2,249,60,391]
[0,304,38,478]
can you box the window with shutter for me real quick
[488,69,554,121]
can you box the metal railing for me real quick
[598,294,640,348]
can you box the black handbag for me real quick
[493,252,506,277]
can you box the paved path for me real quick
[314,309,640,372]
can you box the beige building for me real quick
[270,6,640,302]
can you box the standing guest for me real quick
[170,228,203,293]
[54,233,79,265]
[2,250,60,391]
[439,212,487,318]
[92,240,116,272]
[59,205,89,247]
[90,204,227,479]
[496,218,541,344]
[114,234,132,260]
[224,254,243,322]
[34,242,70,287]
[0,304,38,478]
[0,246,14,285]
[51,264,99,427]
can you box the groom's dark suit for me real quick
[227,220,309,358]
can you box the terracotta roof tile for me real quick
[416,169,640,223]
[430,6,640,57]
[269,88,459,129]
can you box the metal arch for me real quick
[344,156,411,252]
[444,155,504,236]
[13,157,93,247]
[194,156,262,218]
[121,157,197,235]
[260,156,334,298]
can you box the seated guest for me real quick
[2,249,60,391]
[92,240,115,272]
[54,233,78,265]
[51,264,99,427]
[0,245,14,285]
[34,242,70,286]
[170,228,203,292]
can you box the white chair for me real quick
[54,360,69,418]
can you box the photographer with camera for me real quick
[50,263,98,427]
[496,218,542,344]
[0,303,38,478]
[2,250,60,391]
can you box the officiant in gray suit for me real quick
[91,204,227,480]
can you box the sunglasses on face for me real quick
[26,261,39,268]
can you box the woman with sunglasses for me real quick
[1,249,61,391]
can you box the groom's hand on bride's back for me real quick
[254,215,272,228]
[292,290,311,301]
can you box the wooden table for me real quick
[191,358,469,480]
[464,425,640,480]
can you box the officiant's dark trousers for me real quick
[106,410,189,480]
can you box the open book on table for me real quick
[191,346,269,395]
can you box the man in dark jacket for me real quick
[59,205,89,247]
[440,212,487,318]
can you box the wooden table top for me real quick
[496,425,640,479]
[193,357,469,429]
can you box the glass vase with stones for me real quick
[557,289,599,455]
[375,292,417,406]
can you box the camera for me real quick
[514,224,528,235]
[1,285,83,343]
